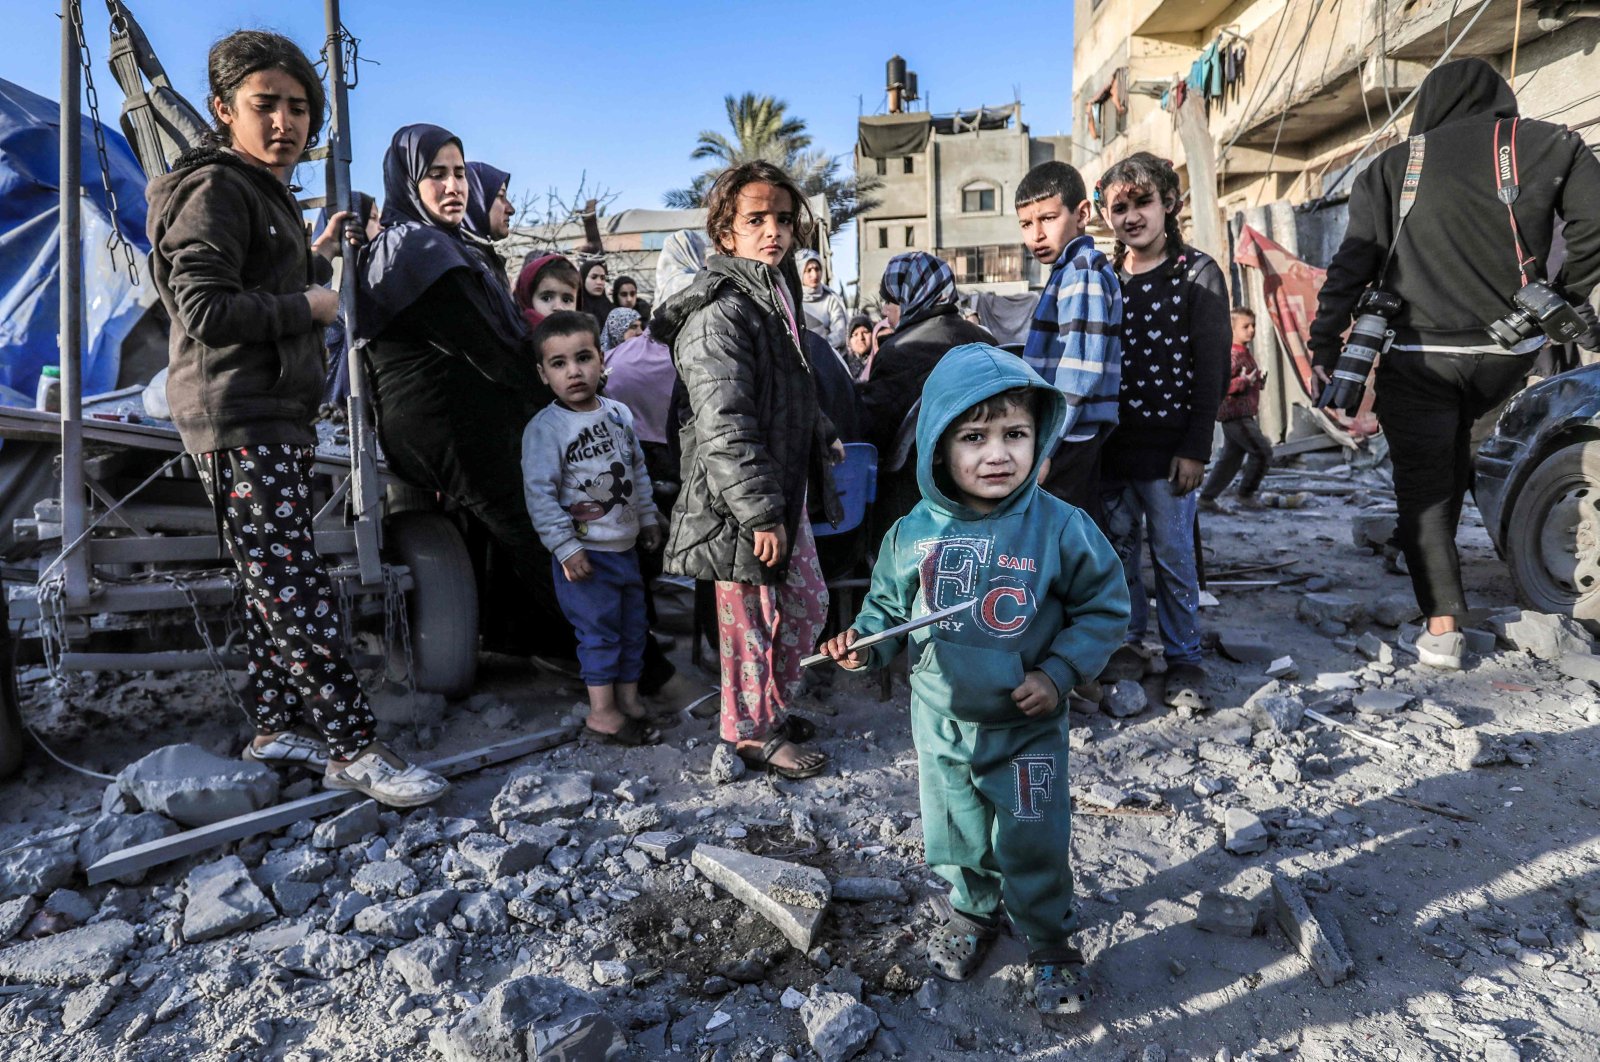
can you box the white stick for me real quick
[801,598,978,669]
[1305,707,1401,752]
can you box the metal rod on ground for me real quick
[1304,707,1401,752]
[799,598,977,669]
[59,0,88,604]
[1384,793,1477,823]
[85,725,577,885]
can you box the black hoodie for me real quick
[1309,58,1600,365]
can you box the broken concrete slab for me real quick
[1452,731,1509,769]
[0,896,37,944]
[1103,679,1148,718]
[1218,630,1277,664]
[1195,891,1266,937]
[182,855,277,943]
[634,831,693,862]
[1371,593,1421,629]
[61,982,117,1034]
[1297,593,1365,627]
[1351,513,1398,550]
[489,770,594,828]
[352,861,419,900]
[271,880,321,918]
[1354,690,1414,716]
[830,877,909,903]
[0,918,137,986]
[709,743,747,785]
[1556,653,1600,687]
[771,867,832,910]
[458,892,509,935]
[615,804,663,834]
[458,833,542,881]
[1248,693,1305,733]
[353,888,459,940]
[0,825,80,900]
[1264,656,1300,680]
[497,821,565,859]
[387,935,461,993]
[278,930,375,979]
[800,988,880,1062]
[692,844,829,951]
[1272,873,1355,987]
[429,974,623,1062]
[74,813,179,887]
[1223,809,1270,855]
[591,959,630,987]
[116,743,279,828]
[1355,633,1394,664]
[1075,783,1133,809]
[1489,609,1593,661]
[312,800,380,849]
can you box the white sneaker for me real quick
[325,744,449,807]
[1413,629,1464,670]
[243,731,330,771]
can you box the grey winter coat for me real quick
[655,255,840,585]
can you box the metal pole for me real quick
[323,0,383,584]
[59,0,89,604]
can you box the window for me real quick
[962,187,997,213]
[938,244,1024,285]
[875,157,887,177]
[877,227,889,249]
[904,226,915,247]
[903,156,915,175]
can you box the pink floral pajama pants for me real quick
[714,517,829,743]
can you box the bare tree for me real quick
[496,173,653,289]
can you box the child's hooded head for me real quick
[936,388,1042,515]
[516,253,580,331]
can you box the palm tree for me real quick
[665,93,880,235]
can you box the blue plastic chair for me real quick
[813,442,878,537]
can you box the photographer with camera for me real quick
[1309,58,1600,671]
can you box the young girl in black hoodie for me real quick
[146,31,446,806]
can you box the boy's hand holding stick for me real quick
[804,599,977,670]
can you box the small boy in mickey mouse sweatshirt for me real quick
[523,312,661,742]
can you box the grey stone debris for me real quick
[353,888,460,940]
[1461,628,1497,656]
[771,866,832,909]
[367,685,448,726]
[353,860,419,899]
[387,935,461,993]
[43,888,96,927]
[615,804,663,834]
[1371,592,1421,628]
[328,891,372,933]
[1272,872,1354,987]
[634,831,693,861]
[458,892,510,935]
[312,800,381,849]
[183,856,277,943]
[278,930,375,978]
[498,821,566,860]
[1249,693,1305,733]
[1351,513,1398,550]
[459,833,542,881]
[591,959,630,987]
[74,812,179,885]
[1556,652,1600,686]
[1264,656,1299,680]
[1103,680,1148,718]
[692,844,829,950]
[0,918,136,986]
[831,877,910,903]
[0,825,79,899]
[1490,609,1593,661]
[1270,750,1303,785]
[1355,632,1393,664]
[1196,892,1266,937]
[1223,809,1270,856]
[272,880,322,917]
[61,982,118,1033]
[0,896,38,944]
[1573,889,1600,930]
[256,848,334,890]
[800,988,880,1062]
[1354,690,1414,715]
[1217,630,1277,664]
[1414,700,1468,729]
[1452,731,1509,770]
[429,974,624,1062]
[116,743,279,828]
[709,743,746,785]
[1296,593,1365,627]
[1076,783,1132,809]
[490,770,595,827]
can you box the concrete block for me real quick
[1272,873,1354,987]
[692,844,829,950]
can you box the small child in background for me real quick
[823,343,1129,1016]
[523,311,662,746]
[515,254,581,331]
[1199,308,1273,512]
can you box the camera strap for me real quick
[1494,118,1540,284]
[1376,134,1426,287]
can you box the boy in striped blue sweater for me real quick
[1017,161,1123,529]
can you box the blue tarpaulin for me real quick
[0,76,153,408]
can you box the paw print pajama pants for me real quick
[713,516,829,743]
[195,445,376,760]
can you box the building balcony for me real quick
[937,244,1026,286]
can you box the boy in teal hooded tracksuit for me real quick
[823,343,1129,1014]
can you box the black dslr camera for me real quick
[1486,279,1590,349]
[1316,289,1401,415]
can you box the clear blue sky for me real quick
[6,0,1075,283]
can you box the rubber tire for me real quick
[0,593,25,780]
[1506,439,1600,634]
[387,512,479,698]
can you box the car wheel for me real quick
[0,592,24,780]
[387,512,479,698]
[1506,439,1600,632]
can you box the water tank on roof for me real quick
[906,71,919,101]
[886,55,906,90]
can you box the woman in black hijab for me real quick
[356,124,576,661]
[577,259,613,327]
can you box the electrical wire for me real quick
[1251,0,1331,207]
[1216,0,1297,172]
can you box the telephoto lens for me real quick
[1316,289,1400,415]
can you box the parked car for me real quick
[1475,364,1600,630]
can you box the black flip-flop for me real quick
[736,736,828,780]
[583,717,660,747]
[780,715,818,743]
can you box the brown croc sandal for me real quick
[1032,948,1093,1015]
[926,911,998,982]
[1163,663,1209,712]
[736,736,828,780]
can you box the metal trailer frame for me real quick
[1,2,475,720]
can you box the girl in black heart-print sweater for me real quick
[1093,153,1231,711]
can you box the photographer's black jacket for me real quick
[1310,59,1600,367]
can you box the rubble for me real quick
[1297,593,1365,627]
[1218,630,1276,664]
[116,743,279,827]
[1452,731,1510,769]
[0,896,37,943]
[0,918,137,985]
[182,856,276,942]
[353,888,460,940]
[489,770,594,827]
[1351,513,1397,550]
[800,988,880,1062]
[1103,679,1148,718]
[0,825,79,899]
[312,800,380,849]
[1196,892,1267,937]
[73,812,178,886]
[1272,873,1354,987]
[61,983,117,1034]
[692,844,829,950]
[634,831,693,861]
[709,743,747,784]
[458,832,542,880]
[429,975,624,1062]
[1264,656,1299,680]
[279,930,375,978]
[771,866,832,909]
[830,876,909,903]
[1371,593,1421,628]
[1353,690,1414,715]
[353,860,419,899]
[1223,809,1270,855]
[1248,692,1305,733]
[386,935,461,993]
[1489,609,1593,661]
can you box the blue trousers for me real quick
[1101,478,1202,666]
[551,549,648,686]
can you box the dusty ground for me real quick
[2,457,1599,1062]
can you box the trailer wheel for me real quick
[0,594,26,780]
[387,512,478,698]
